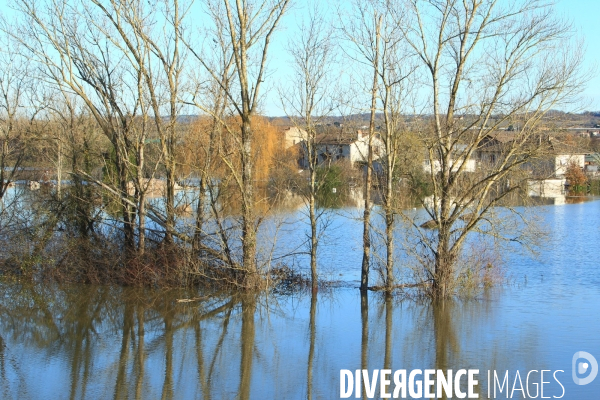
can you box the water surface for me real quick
[1,200,600,399]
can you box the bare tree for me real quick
[0,38,46,259]
[395,0,585,297]
[279,3,338,291]
[338,0,382,291]
[188,0,291,286]
[0,39,39,200]
[184,0,238,270]
[46,93,103,238]
[351,0,417,291]
[87,0,191,244]
[376,37,415,290]
[7,0,160,252]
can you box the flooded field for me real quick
[1,199,600,399]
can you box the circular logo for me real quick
[572,351,598,385]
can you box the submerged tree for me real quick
[280,3,338,291]
[338,0,383,292]
[356,0,417,291]
[7,0,194,255]
[396,0,585,297]
[189,0,291,286]
[8,0,141,251]
[0,38,38,201]
[45,94,103,239]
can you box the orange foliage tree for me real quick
[565,161,587,194]
[179,115,293,183]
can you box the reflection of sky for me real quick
[2,201,600,398]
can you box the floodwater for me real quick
[1,199,600,399]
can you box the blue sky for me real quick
[1,0,598,116]
[262,0,600,116]
[265,0,600,116]
[554,0,600,111]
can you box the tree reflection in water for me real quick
[433,300,460,400]
[384,293,393,373]
[306,292,316,400]
[0,333,5,384]
[360,291,369,399]
[0,284,544,399]
[235,296,254,400]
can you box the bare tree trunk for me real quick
[309,187,318,291]
[384,115,394,289]
[137,191,146,254]
[433,228,457,298]
[307,116,318,291]
[56,137,62,197]
[164,162,176,245]
[116,144,136,251]
[193,177,208,252]
[382,84,398,290]
[135,76,148,255]
[360,16,380,292]
[240,116,256,278]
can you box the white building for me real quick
[553,153,585,177]
[477,133,586,178]
[281,126,308,149]
[422,144,477,174]
[422,158,477,174]
[477,133,587,198]
[299,129,384,168]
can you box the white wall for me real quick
[554,154,585,177]
[309,132,385,166]
[283,127,307,149]
[528,178,565,197]
[349,134,384,164]
[422,158,476,174]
